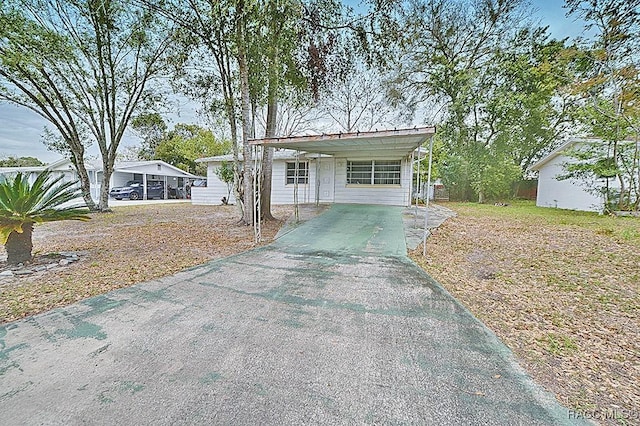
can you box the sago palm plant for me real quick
[0,171,90,264]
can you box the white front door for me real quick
[318,158,335,202]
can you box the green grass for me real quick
[540,332,579,356]
[445,200,640,245]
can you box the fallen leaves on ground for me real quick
[0,203,292,323]
[410,202,639,425]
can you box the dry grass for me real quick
[0,203,292,323]
[410,201,639,425]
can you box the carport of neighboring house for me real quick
[109,161,200,200]
[0,158,201,201]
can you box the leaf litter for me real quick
[410,202,639,425]
[0,204,292,323]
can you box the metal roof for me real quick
[248,127,436,157]
[196,149,305,163]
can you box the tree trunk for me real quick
[260,147,275,220]
[237,5,253,226]
[5,223,34,264]
[69,148,98,212]
[260,39,279,221]
[98,162,113,212]
[260,97,277,221]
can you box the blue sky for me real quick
[0,0,587,164]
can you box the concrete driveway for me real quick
[0,204,583,425]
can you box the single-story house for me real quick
[193,127,436,207]
[0,158,198,201]
[0,158,100,196]
[529,138,621,212]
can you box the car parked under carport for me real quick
[109,180,175,200]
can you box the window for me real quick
[286,162,309,184]
[347,161,372,184]
[347,160,401,185]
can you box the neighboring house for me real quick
[109,160,199,200]
[0,159,101,197]
[0,158,198,201]
[529,138,612,212]
[193,127,436,207]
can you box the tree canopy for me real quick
[0,156,45,167]
[0,0,188,211]
[368,0,577,201]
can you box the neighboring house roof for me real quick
[529,138,603,171]
[113,160,199,178]
[1,159,198,179]
[0,166,46,174]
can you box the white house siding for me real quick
[333,156,411,206]
[194,160,317,205]
[191,186,226,205]
[195,155,413,207]
[536,155,604,212]
[270,160,316,204]
[191,163,236,205]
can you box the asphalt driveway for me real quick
[0,204,584,425]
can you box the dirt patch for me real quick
[0,203,292,323]
[410,203,639,425]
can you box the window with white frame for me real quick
[347,160,401,185]
[286,161,309,184]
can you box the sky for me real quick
[0,0,589,164]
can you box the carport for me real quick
[249,127,437,252]
[110,160,200,200]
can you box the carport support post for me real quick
[414,148,421,222]
[253,144,262,243]
[164,175,168,199]
[294,151,300,222]
[143,174,148,200]
[422,136,434,257]
[315,157,320,207]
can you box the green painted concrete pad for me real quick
[274,204,407,257]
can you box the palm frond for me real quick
[0,171,90,244]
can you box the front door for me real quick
[317,158,335,202]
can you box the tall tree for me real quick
[151,0,346,224]
[0,0,186,211]
[378,0,574,201]
[321,63,393,132]
[565,0,640,211]
[145,0,249,220]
